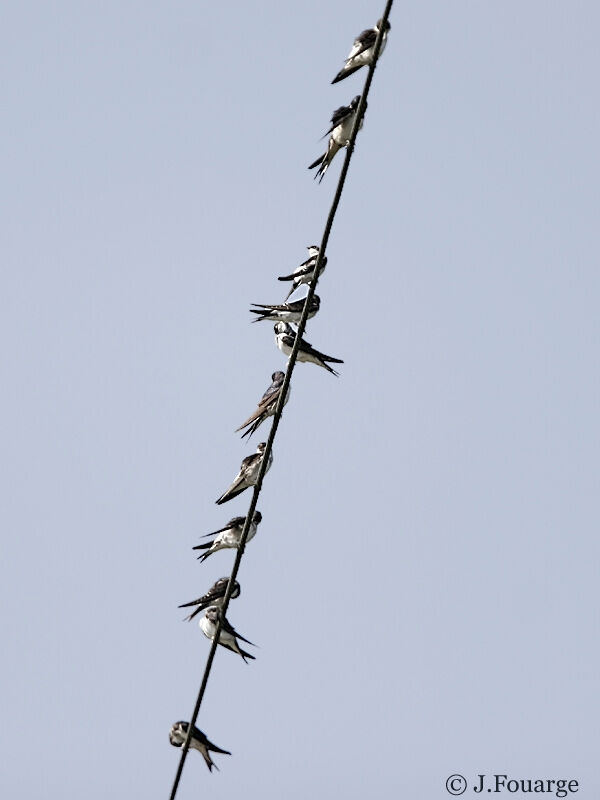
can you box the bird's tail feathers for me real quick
[178,598,200,608]
[316,163,328,183]
[209,744,232,756]
[198,751,218,773]
[235,632,256,647]
[240,419,261,440]
[331,64,361,84]
[240,649,256,662]
[216,481,246,504]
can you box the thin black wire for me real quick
[169,4,393,797]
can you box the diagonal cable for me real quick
[168,3,393,796]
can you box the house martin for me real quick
[192,511,262,562]
[215,443,273,505]
[199,606,256,662]
[178,577,241,622]
[236,372,290,440]
[249,294,320,324]
[332,18,391,84]
[278,246,327,301]
[274,322,343,376]
[169,721,231,773]
[308,95,366,183]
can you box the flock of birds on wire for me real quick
[169,16,391,773]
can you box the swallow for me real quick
[178,577,241,622]
[249,294,320,324]
[199,605,256,662]
[274,322,344,376]
[308,96,366,183]
[331,18,391,84]
[169,721,231,772]
[278,246,327,301]
[192,511,263,562]
[215,443,273,505]
[236,372,290,440]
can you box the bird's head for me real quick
[169,722,188,747]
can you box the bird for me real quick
[199,605,256,662]
[249,294,320,324]
[308,95,366,183]
[278,246,327,301]
[331,18,391,84]
[178,577,241,622]
[274,322,343,376]
[215,443,273,505]
[169,721,231,773]
[192,511,263,563]
[236,372,290,440]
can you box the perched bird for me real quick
[178,577,241,622]
[331,18,391,84]
[249,294,320,324]
[274,322,343,377]
[192,511,263,562]
[199,606,256,662]
[308,96,366,183]
[236,372,290,440]
[169,721,231,773]
[215,443,273,505]
[278,246,327,301]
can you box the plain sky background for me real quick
[2,1,599,797]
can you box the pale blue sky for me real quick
[2,2,599,798]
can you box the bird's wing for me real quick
[347,27,377,59]
[235,404,267,432]
[327,104,353,133]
